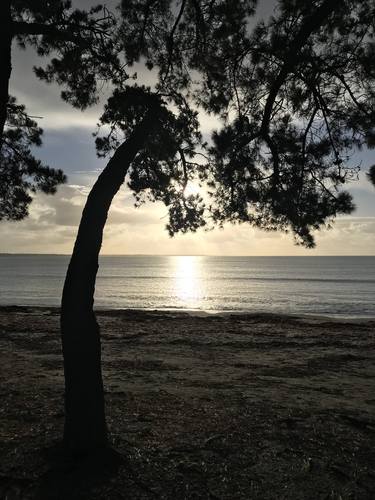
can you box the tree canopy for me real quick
[0,96,66,220]
[0,0,121,220]
[84,1,252,233]
[2,0,374,242]
[111,0,375,247]
[200,0,375,247]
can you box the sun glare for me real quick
[183,181,200,197]
[172,256,204,307]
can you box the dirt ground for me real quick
[0,306,375,499]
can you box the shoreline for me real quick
[1,304,375,323]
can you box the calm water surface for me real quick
[0,255,374,318]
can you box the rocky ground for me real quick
[0,306,375,499]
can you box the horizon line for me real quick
[1,253,375,258]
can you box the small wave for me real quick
[96,275,375,285]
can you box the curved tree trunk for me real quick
[61,109,158,454]
[0,0,12,142]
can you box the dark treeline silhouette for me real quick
[1,0,374,460]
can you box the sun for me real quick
[183,181,200,197]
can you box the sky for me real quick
[1,0,374,256]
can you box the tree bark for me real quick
[61,108,158,454]
[0,0,12,142]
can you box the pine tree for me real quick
[193,0,375,246]
[60,0,374,455]
[3,0,374,457]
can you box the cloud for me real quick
[1,177,375,255]
[311,218,375,254]
[31,127,106,181]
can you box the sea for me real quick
[0,254,374,318]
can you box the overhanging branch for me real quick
[12,21,88,46]
[260,0,343,135]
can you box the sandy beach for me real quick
[0,306,375,499]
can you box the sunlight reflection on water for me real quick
[1,255,374,317]
[171,256,205,306]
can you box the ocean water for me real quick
[0,254,374,318]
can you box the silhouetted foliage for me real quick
[368,165,375,187]
[115,0,375,247]
[0,97,66,220]
[197,0,375,247]
[95,85,206,234]
[0,0,121,219]
[116,0,258,234]
[3,2,374,235]
[120,0,256,90]
[10,0,121,109]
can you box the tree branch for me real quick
[335,73,372,117]
[236,0,342,153]
[12,21,88,46]
[302,107,318,163]
[263,133,280,191]
[138,0,159,51]
[179,148,189,191]
[162,0,187,82]
[260,0,342,136]
[190,0,206,49]
[309,169,337,200]
[313,86,341,165]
